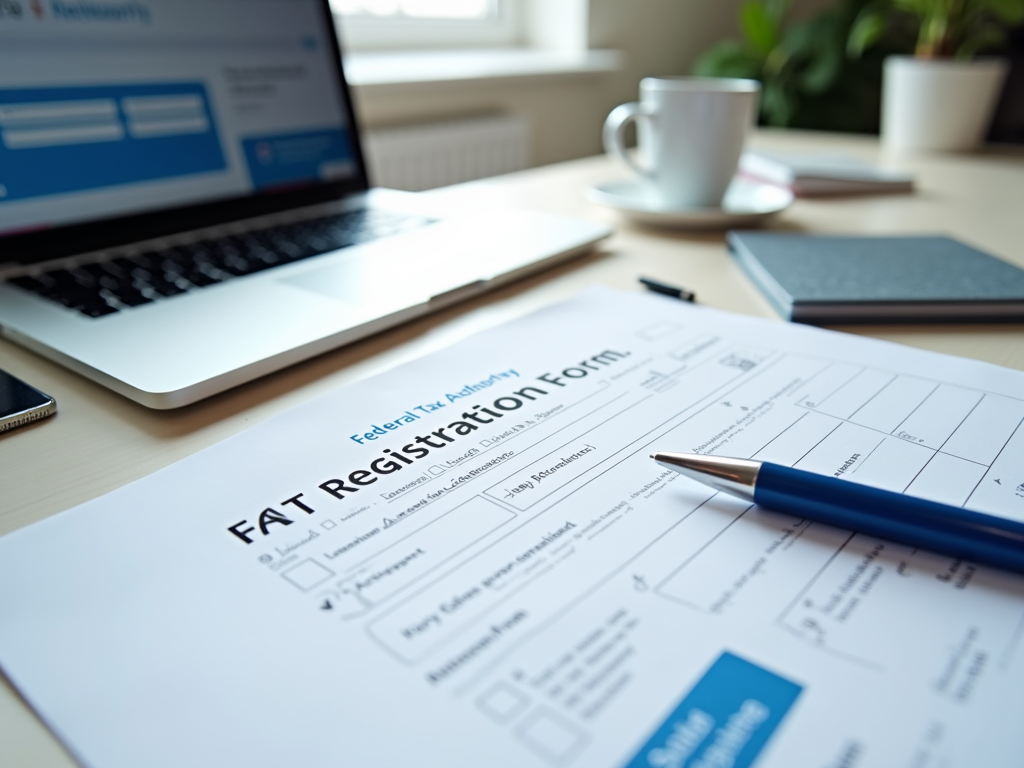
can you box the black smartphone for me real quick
[0,369,57,435]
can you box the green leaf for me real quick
[764,0,794,23]
[958,23,1008,58]
[801,47,843,93]
[984,0,1024,23]
[847,10,888,57]
[892,0,931,17]
[692,40,763,79]
[741,1,780,56]
[782,20,817,53]
[763,45,792,78]
[761,79,795,126]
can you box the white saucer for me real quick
[586,177,793,228]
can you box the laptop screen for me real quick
[0,0,359,238]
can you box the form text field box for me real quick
[849,375,936,434]
[815,368,893,420]
[943,394,1024,465]
[905,452,987,507]
[891,384,982,449]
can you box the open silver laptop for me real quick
[0,0,609,409]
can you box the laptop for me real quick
[0,0,610,409]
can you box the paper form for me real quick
[1,287,1023,768]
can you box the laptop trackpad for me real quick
[279,260,368,303]
[279,254,449,310]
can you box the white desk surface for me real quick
[2,129,1023,766]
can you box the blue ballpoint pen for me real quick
[650,452,1024,575]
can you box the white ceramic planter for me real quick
[882,55,1009,152]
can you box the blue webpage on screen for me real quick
[0,82,226,202]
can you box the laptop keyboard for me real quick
[5,208,435,318]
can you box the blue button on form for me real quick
[622,652,802,768]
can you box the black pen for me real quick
[639,277,696,302]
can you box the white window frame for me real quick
[334,0,524,52]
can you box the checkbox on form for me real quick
[476,681,530,724]
[515,708,588,765]
[281,559,334,592]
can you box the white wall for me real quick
[588,0,741,116]
[350,0,831,167]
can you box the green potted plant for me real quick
[694,0,910,133]
[849,0,1024,150]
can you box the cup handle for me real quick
[603,102,654,178]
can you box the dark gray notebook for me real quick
[728,233,1024,324]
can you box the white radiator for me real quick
[363,113,531,192]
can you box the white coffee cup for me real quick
[603,77,760,210]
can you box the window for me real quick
[331,0,522,51]
[330,0,495,20]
